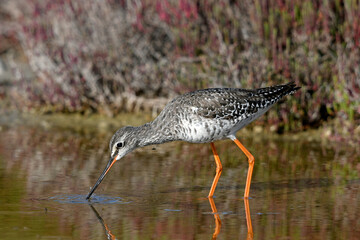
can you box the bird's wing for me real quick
[181,88,259,120]
[180,82,299,120]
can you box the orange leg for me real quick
[232,138,255,198]
[244,198,254,240]
[208,142,223,198]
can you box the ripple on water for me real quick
[49,194,132,204]
[164,209,182,212]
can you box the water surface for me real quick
[0,112,359,239]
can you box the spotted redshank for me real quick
[86,82,300,200]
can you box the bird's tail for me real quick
[255,81,301,104]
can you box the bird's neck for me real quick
[136,121,175,147]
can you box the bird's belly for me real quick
[175,105,274,143]
[177,117,233,143]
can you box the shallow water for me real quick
[0,113,359,239]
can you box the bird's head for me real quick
[109,126,140,160]
[86,126,139,200]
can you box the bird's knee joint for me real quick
[248,156,254,165]
[216,165,223,172]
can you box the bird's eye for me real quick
[116,141,125,148]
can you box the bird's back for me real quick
[152,82,300,143]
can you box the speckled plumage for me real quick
[86,81,300,200]
[110,81,300,148]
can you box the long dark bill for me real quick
[86,156,117,200]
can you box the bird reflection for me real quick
[208,197,222,240]
[208,197,253,240]
[89,198,253,240]
[89,204,117,240]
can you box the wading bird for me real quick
[86,82,300,200]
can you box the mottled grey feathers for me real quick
[171,81,300,120]
[109,82,300,149]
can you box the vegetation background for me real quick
[0,0,359,142]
